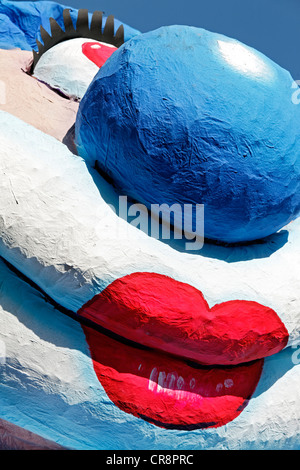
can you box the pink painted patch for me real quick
[82,42,117,68]
[78,272,288,366]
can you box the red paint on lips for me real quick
[78,272,289,366]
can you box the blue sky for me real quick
[54,0,300,80]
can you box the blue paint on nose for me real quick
[76,25,300,243]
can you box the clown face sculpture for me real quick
[0,0,300,450]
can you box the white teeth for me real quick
[148,369,233,400]
[148,367,158,392]
[177,376,185,390]
[148,370,200,398]
[189,378,196,390]
[149,367,158,381]
[224,379,234,389]
[166,373,176,390]
[149,370,187,399]
[156,371,166,394]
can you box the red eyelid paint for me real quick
[78,272,289,366]
[82,41,117,68]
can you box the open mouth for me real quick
[78,272,288,430]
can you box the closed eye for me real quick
[32,37,117,100]
[31,8,123,101]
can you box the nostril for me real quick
[82,41,117,68]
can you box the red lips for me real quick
[78,272,288,429]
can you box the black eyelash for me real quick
[31,8,125,73]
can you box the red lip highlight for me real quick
[82,325,264,430]
[82,42,117,68]
[78,272,288,366]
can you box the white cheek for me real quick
[33,37,103,100]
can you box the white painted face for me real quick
[0,35,300,448]
[33,37,117,99]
